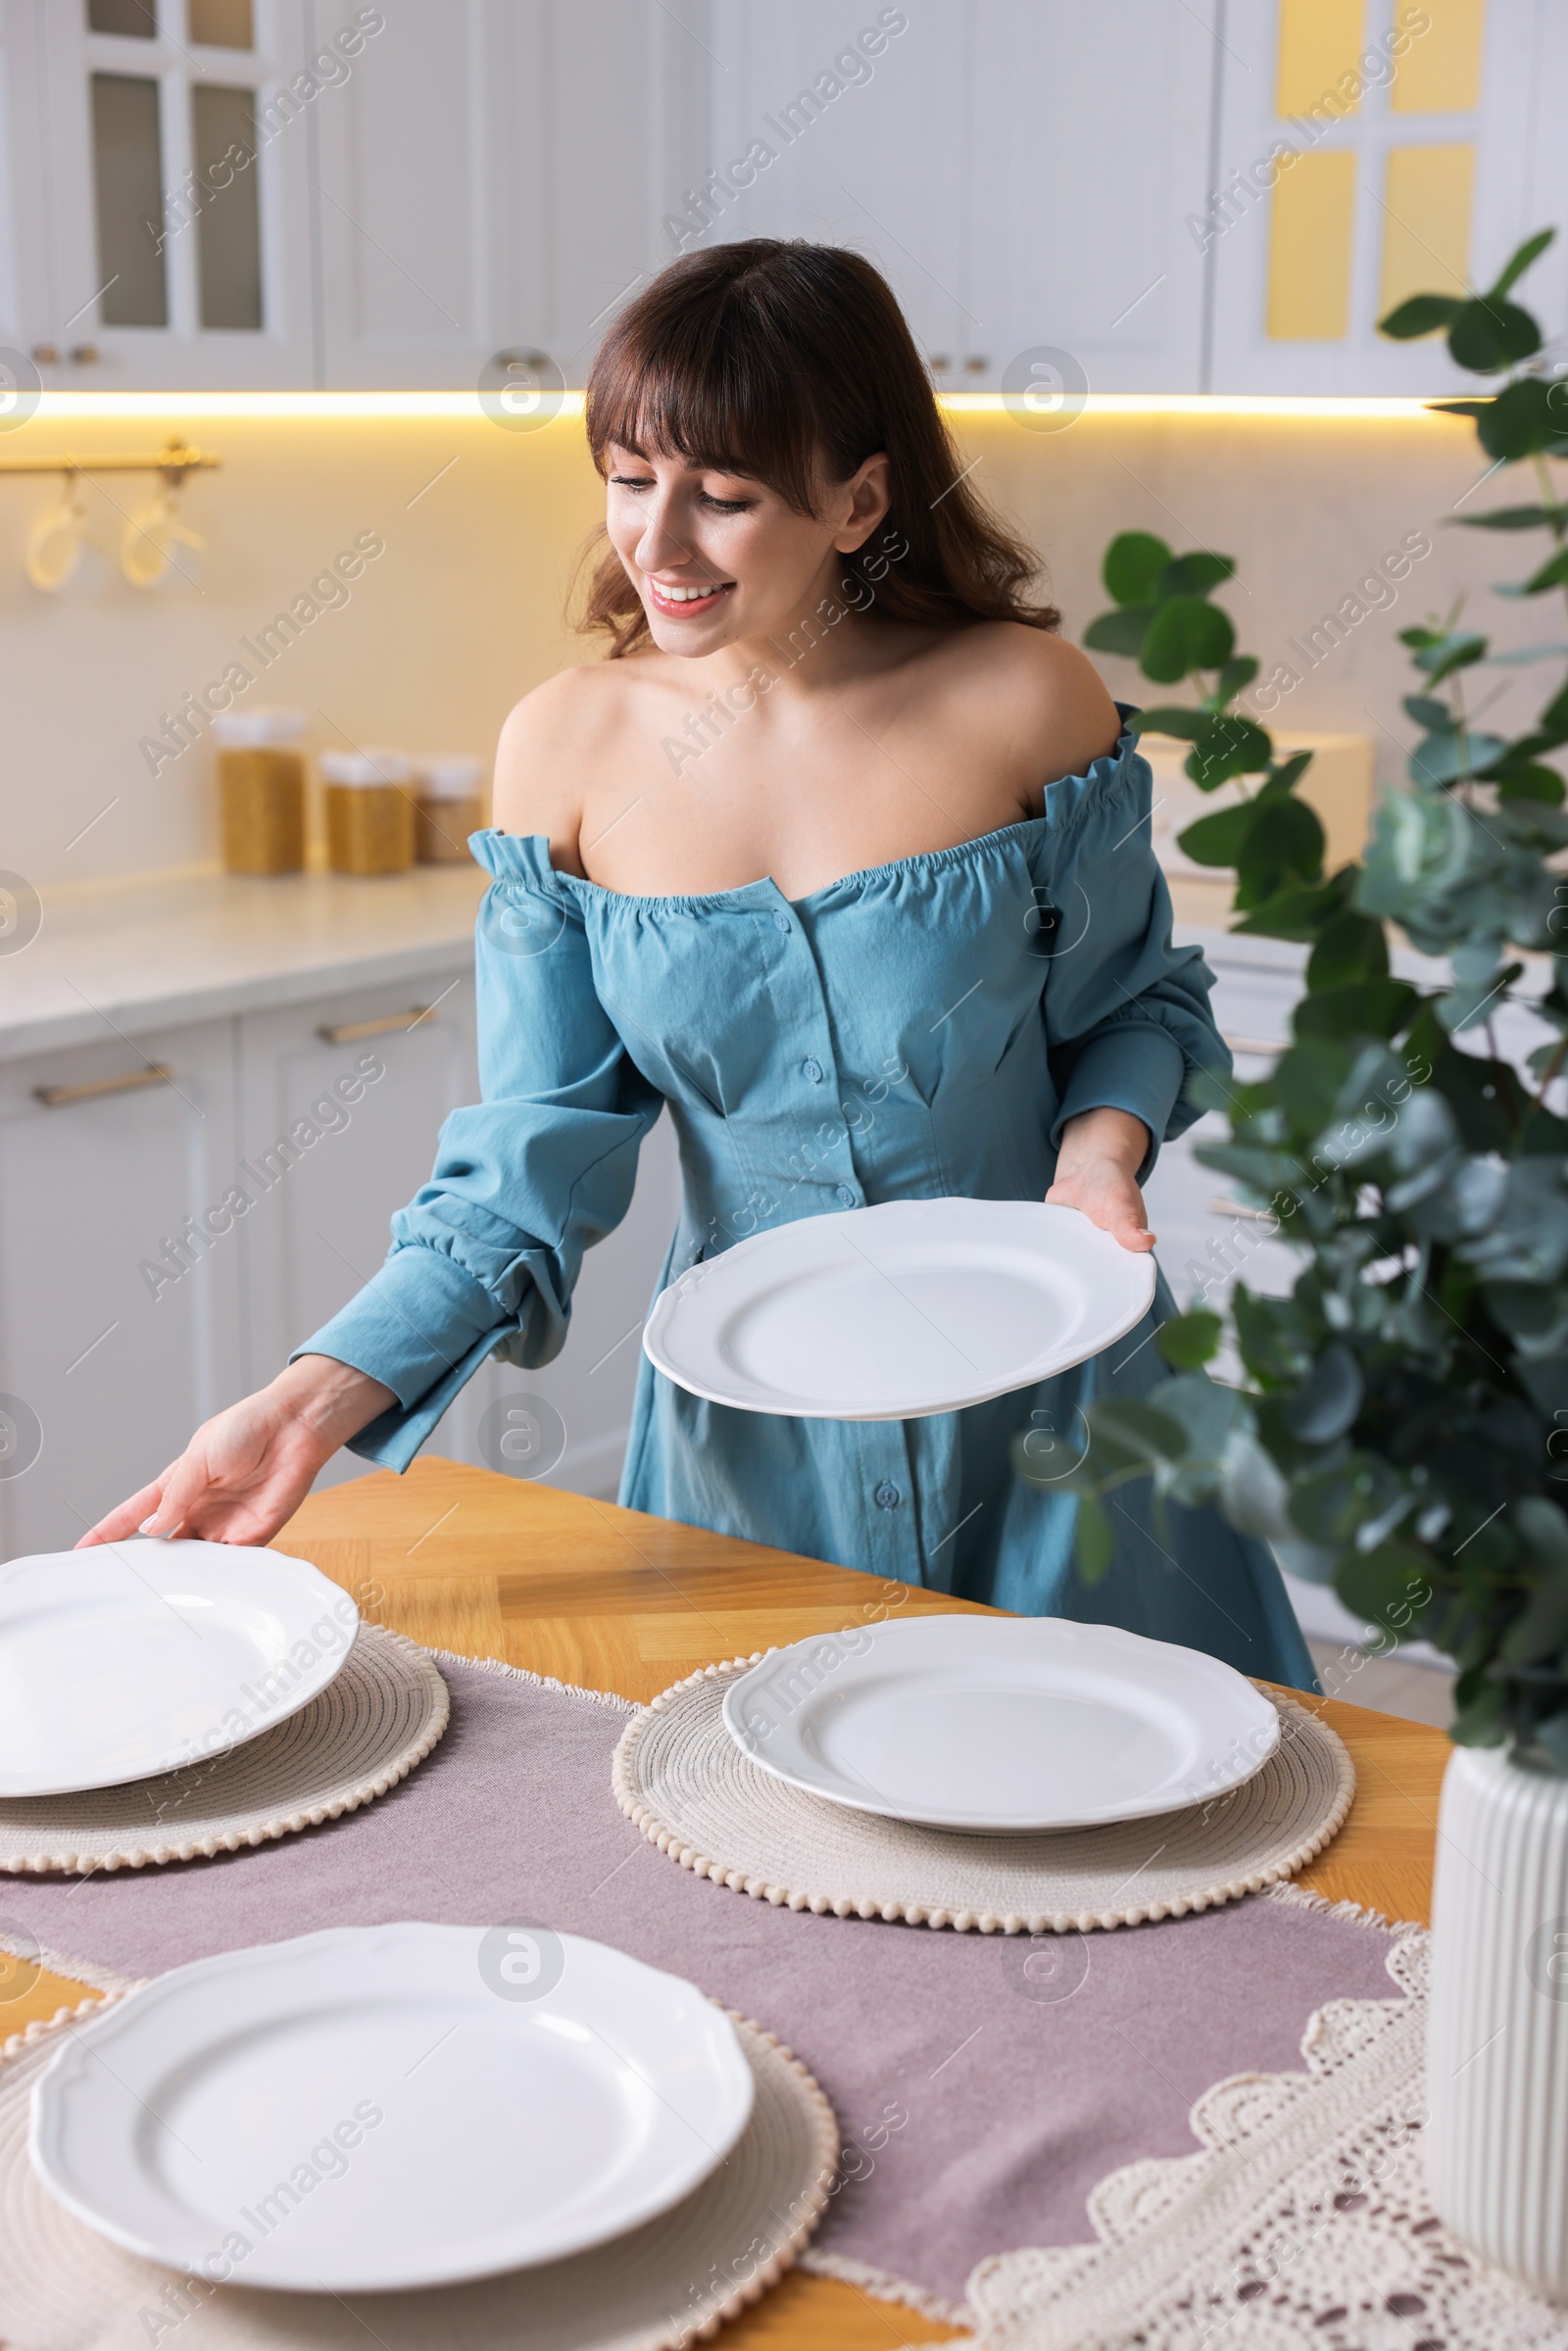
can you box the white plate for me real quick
[29,1924,755,2292]
[722,1615,1281,1832]
[0,1539,359,1797]
[644,1198,1156,1419]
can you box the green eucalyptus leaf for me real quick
[1177,804,1254,867]
[1140,596,1236,685]
[1130,706,1209,740]
[1287,1343,1364,1444]
[1497,766,1566,805]
[1102,531,1173,607]
[1488,226,1555,301]
[1451,379,1568,464]
[1074,1490,1114,1583]
[1186,715,1274,787]
[1155,1310,1222,1369]
[1408,628,1488,685]
[1447,297,1542,373]
[1402,695,1454,733]
[1511,547,1568,597]
[1154,551,1235,600]
[1216,657,1260,702]
[1293,978,1417,1041]
[1084,604,1155,659]
[1335,1539,1434,1637]
[1218,1431,1295,1541]
[1451,503,1568,531]
[1235,793,1325,905]
[1306,912,1390,988]
[1380,292,1465,339]
[1267,751,1315,794]
[1409,729,1509,786]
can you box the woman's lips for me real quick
[645,576,735,618]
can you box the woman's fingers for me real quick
[75,1475,171,1548]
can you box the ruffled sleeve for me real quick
[1033,717,1230,1180]
[295,833,663,1470]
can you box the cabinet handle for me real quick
[1222,1033,1283,1056]
[316,1007,439,1045]
[69,343,100,365]
[33,1062,173,1107]
[29,342,58,365]
[1208,1196,1280,1225]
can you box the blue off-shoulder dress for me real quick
[301,715,1314,1690]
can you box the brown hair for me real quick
[576,239,1059,658]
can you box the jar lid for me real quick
[212,706,307,748]
[320,747,411,787]
[416,754,484,799]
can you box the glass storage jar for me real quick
[320,749,415,875]
[413,754,485,863]
[214,706,307,874]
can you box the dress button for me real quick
[772,909,792,934]
[802,1057,823,1083]
[834,1183,858,1209]
[874,1481,901,1510]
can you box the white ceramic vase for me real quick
[1426,1741,1568,2300]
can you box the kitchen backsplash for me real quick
[0,401,1526,891]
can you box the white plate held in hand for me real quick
[29,1924,755,2291]
[644,1198,1156,1419]
[722,1616,1281,1832]
[0,1540,359,1797]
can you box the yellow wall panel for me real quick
[1268,149,1358,340]
[1392,0,1486,113]
[1380,144,1474,318]
[1276,0,1366,118]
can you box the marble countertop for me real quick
[0,863,488,1064]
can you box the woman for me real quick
[84,241,1313,1690]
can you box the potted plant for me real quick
[1027,228,1568,2298]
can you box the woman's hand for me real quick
[75,1356,396,1550]
[1046,1105,1156,1253]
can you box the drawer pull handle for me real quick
[1222,1034,1283,1056]
[1208,1196,1280,1225]
[33,1063,173,1108]
[316,1007,438,1045]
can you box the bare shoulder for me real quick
[921,620,1123,792]
[490,660,645,868]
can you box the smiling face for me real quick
[603,443,892,659]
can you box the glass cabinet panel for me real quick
[89,71,168,325]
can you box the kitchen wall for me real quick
[0,394,1540,895]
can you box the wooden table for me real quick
[8,1459,1451,2346]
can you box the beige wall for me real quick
[0,399,1536,893]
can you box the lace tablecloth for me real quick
[969,1921,1568,2349]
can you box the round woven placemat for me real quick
[0,1995,838,2351]
[612,1653,1355,1935]
[0,1626,449,1875]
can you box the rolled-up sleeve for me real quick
[296,834,662,1469]
[1034,721,1231,1182]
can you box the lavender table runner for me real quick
[0,1654,1406,2317]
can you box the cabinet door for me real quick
[0,1020,243,1558]
[965,0,1217,394]
[1208,0,1568,396]
[237,968,683,1499]
[235,971,480,1418]
[16,0,317,389]
[705,2,970,380]
[312,0,710,389]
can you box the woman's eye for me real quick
[699,493,752,514]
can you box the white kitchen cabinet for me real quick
[236,965,683,1500]
[704,0,1215,396]
[1207,0,1568,397]
[0,1017,244,1556]
[3,0,318,389]
[310,0,712,388]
